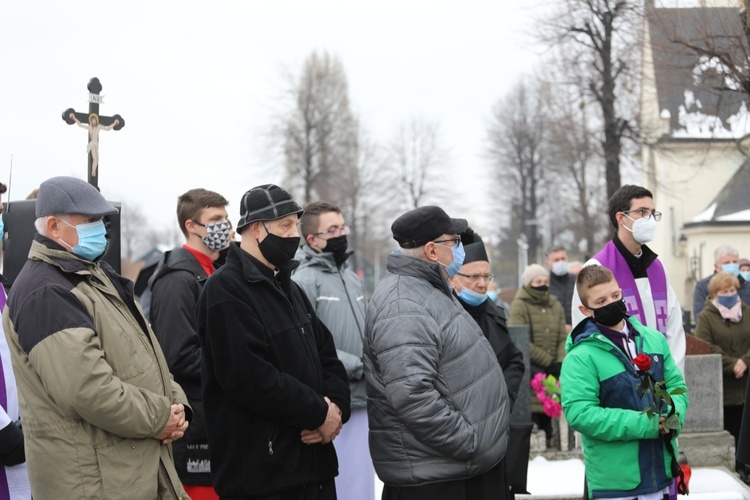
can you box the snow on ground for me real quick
[374,457,750,499]
[518,457,749,499]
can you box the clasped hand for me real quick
[155,404,189,445]
[300,396,342,445]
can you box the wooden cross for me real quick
[62,77,125,188]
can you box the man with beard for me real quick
[197,184,350,499]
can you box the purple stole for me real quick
[594,241,669,336]
[0,289,9,496]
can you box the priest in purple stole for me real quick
[571,185,687,500]
[571,185,686,374]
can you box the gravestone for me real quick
[508,325,534,495]
[509,325,531,426]
[686,334,711,355]
[679,353,735,469]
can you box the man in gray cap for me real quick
[364,206,511,500]
[196,184,350,499]
[3,176,191,499]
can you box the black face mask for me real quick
[589,299,628,327]
[530,285,549,293]
[323,235,349,266]
[258,226,300,268]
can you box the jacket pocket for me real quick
[94,437,158,498]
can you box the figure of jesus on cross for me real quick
[62,77,124,188]
[69,112,119,177]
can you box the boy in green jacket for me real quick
[561,265,688,499]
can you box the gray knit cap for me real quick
[35,176,118,218]
[236,184,303,233]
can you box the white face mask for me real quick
[623,214,657,244]
[551,260,569,276]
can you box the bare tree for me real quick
[486,78,549,262]
[386,116,449,210]
[540,0,642,199]
[336,122,394,275]
[119,202,151,260]
[543,60,610,255]
[279,51,357,204]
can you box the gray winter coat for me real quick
[364,253,509,486]
[293,246,367,407]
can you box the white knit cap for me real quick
[522,264,549,287]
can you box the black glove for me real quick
[0,422,24,466]
[548,362,563,379]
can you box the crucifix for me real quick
[62,77,125,188]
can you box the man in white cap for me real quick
[3,176,190,499]
[197,184,350,499]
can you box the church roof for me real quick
[686,159,750,225]
[648,5,750,139]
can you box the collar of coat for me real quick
[386,252,453,297]
[30,234,138,300]
[295,244,352,273]
[225,241,300,285]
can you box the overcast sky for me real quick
[1,0,550,240]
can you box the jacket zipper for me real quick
[268,426,279,455]
[337,268,365,342]
[272,279,325,388]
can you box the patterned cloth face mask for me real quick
[201,220,231,253]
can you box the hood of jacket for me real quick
[149,246,208,290]
[385,252,453,297]
[566,315,646,354]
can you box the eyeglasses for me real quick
[433,235,461,247]
[311,225,351,239]
[456,272,494,283]
[622,209,662,221]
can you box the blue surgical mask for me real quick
[58,219,108,261]
[0,214,4,239]
[487,290,499,303]
[722,263,740,277]
[438,241,465,278]
[741,271,750,282]
[717,293,739,309]
[458,287,488,306]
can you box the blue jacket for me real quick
[560,316,688,498]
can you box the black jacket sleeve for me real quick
[0,421,24,466]
[150,271,202,384]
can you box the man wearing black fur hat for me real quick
[450,227,525,499]
[450,227,524,408]
[196,184,350,499]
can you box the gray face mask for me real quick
[200,220,231,253]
